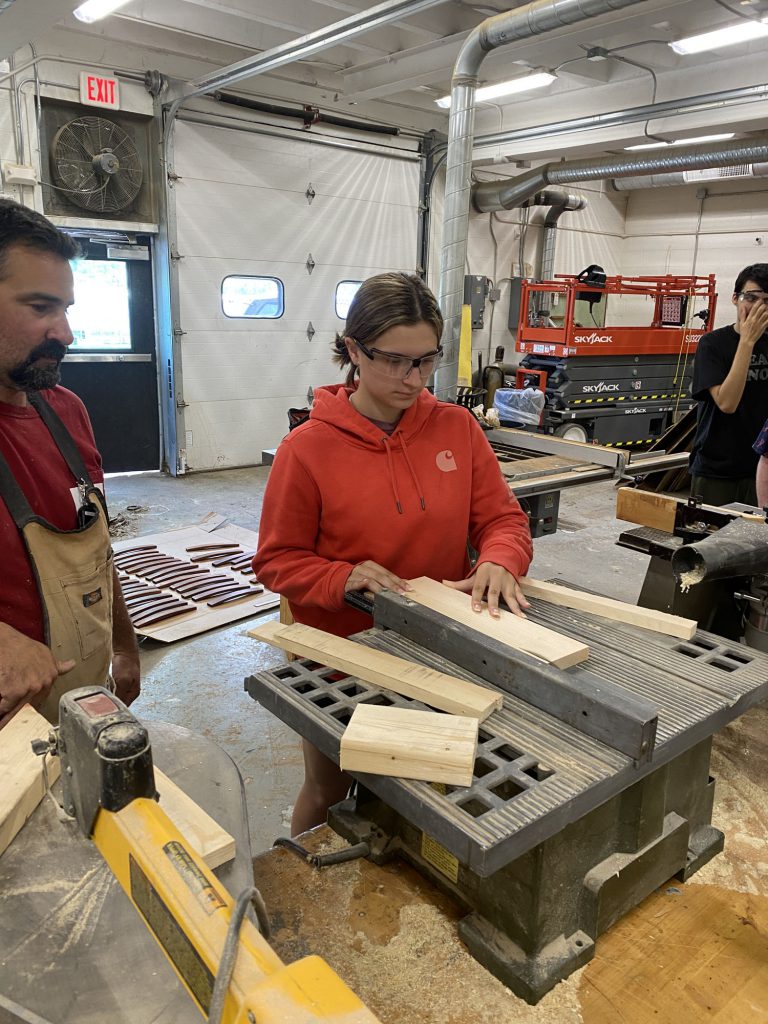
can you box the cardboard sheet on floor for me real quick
[113,523,278,642]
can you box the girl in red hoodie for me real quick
[254,272,533,834]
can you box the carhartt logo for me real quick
[436,450,457,472]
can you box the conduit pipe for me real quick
[472,135,768,212]
[435,0,652,401]
[473,82,768,152]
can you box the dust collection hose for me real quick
[671,517,768,587]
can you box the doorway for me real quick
[60,237,160,472]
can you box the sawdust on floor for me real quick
[259,835,584,1024]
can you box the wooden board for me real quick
[340,703,478,786]
[405,577,589,669]
[617,487,766,532]
[518,576,697,640]
[249,621,502,721]
[616,487,678,532]
[0,705,61,858]
[154,768,235,869]
[113,523,278,642]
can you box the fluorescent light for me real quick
[73,0,131,23]
[671,133,735,145]
[624,133,736,151]
[669,20,768,55]
[435,71,556,109]
[624,141,671,151]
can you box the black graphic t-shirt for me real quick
[690,325,768,478]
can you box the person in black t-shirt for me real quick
[689,264,768,506]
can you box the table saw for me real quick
[246,586,768,1004]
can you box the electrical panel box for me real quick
[507,276,525,332]
[463,275,489,329]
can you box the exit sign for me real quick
[79,72,120,110]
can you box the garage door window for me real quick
[335,280,363,320]
[222,276,284,319]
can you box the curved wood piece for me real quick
[185,543,240,552]
[207,586,264,607]
[129,598,192,624]
[132,604,195,630]
[174,575,232,597]
[182,582,246,601]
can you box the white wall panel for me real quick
[173,120,420,469]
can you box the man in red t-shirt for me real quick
[0,199,140,727]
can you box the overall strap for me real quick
[0,393,97,529]
[28,393,95,487]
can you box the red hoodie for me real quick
[254,385,532,637]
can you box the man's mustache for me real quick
[27,340,68,363]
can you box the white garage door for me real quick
[172,120,421,471]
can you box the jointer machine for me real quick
[246,581,768,1004]
[618,488,768,649]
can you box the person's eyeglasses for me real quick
[354,339,442,380]
[737,290,768,305]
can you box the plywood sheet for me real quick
[113,523,278,642]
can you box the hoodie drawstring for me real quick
[383,438,404,514]
[383,434,426,514]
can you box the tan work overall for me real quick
[0,394,113,723]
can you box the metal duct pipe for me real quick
[671,518,768,586]
[611,161,768,190]
[535,190,588,281]
[472,135,768,212]
[435,0,651,401]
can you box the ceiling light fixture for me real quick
[73,0,131,24]
[669,20,768,55]
[435,71,556,109]
[625,132,736,151]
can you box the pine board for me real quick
[405,577,589,669]
[0,705,61,858]
[616,488,678,532]
[113,524,278,642]
[249,621,502,721]
[340,703,478,786]
[518,577,697,640]
[155,768,235,869]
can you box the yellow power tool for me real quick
[37,686,380,1024]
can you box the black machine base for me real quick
[329,738,722,1004]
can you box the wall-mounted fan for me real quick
[50,115,143,214]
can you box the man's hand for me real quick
[344,561,412,597]
[735,295,768,347]
[443,562,530,618]
[0,623,74,728]
[111,650,140,706]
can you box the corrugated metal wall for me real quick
[172,120,420,471]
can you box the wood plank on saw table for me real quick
[154,768,235,869]
[405,576,589,669]
[518,577,697,640]
[340,703,478,786]
[249,621,502,722]
[0,705,61,858]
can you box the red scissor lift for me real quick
[515,274,717,448]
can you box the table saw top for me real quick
[247,595,768,876]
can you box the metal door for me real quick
[60,238,160,472]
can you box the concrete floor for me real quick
[106,468,654,853]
